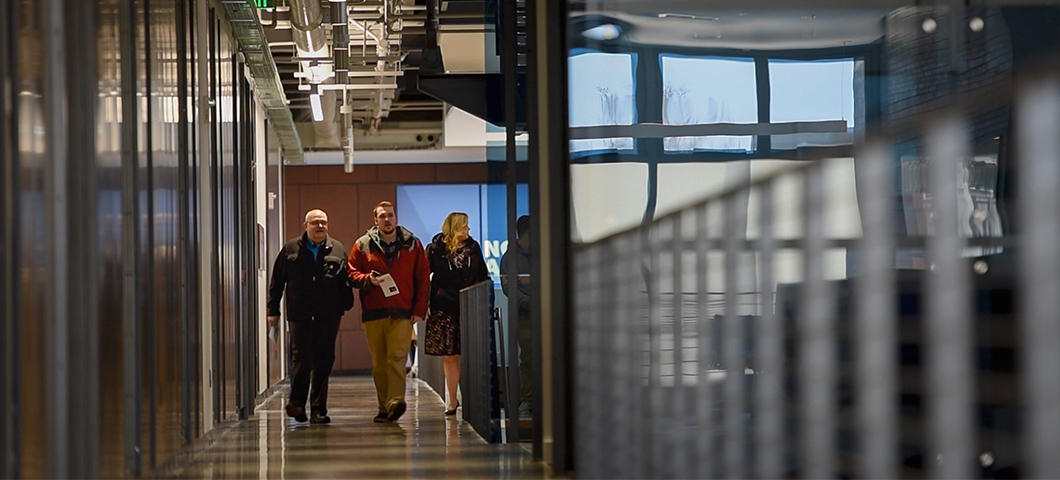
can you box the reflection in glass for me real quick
[660,55,756,153]
[899,152,1003,268]
[568,51,637,155]
[570,163,649,243]
[769,58,858,150]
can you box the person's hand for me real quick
[369,275,381,286]
[268,315,280,327]
[411,315,423,324]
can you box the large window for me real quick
[568,51,638,156]
[565,43,870,229]
[661,55,758,153]
[769,58,857,150]
[566,49,864,160]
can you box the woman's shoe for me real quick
[445,403,459,415]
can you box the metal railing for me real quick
[459,280,502,442]
[573,72,1060,479]
[417,328,446,404]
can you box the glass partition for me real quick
[566,3,1060,478]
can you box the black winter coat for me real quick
[426,234,489,316]
[267,233,355,322]
[500,242,530,316]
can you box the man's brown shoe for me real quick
[386,400,407,422]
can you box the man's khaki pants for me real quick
[364,318,412,412]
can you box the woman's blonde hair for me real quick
[441,212,469,255]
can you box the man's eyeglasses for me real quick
[307,220,328,227]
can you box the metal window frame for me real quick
[39,0,103,476]
[565,42,882,224]
[0,0,20,476]
[142,0,159,468]
[118,0,144,474]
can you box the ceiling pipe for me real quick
[288,0,419,149]
[342,89,355,172]
[287,0,328,57]
[426,0,438,46]
[344,121,355,173]
[331,0,349,83]
[419,0,444,74]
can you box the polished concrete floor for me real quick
[167,376,546,479]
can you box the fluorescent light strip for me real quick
[310,93,324,122]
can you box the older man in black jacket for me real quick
[268,209,354,424]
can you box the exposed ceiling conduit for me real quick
[262,0,447,152]
[419,0,443,74]
[288,0,327,57]
[218,0,305,163]
[331,0,349,83]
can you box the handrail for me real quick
[572,69,1060,478]
[459,280,500,442]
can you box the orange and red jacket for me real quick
[346,225,430,322]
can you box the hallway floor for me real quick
[166,376,545,479]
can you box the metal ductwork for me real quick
[257,0,454,153]
[288,0,327,57]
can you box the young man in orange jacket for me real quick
[347,201,430,423]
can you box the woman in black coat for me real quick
[425,212,489,415]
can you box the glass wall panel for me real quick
[769,58,856,149]
[566,2,1060,479]
[661,55,757,153]
[570,162,648,243]
[568,51,637,156]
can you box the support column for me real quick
[42,0,102,477]
[527,0,572,473]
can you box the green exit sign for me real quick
[254,0,274,9]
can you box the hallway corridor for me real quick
[164,377,545,479]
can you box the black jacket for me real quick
[500,241,530,316]
[267,233,355,322]
[426,234,489,316]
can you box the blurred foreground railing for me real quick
[573,72,1060,479]
[459,280,502,442]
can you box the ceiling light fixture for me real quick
[657,13,718,21]
[310,93,324,122]
[582,24,621,41]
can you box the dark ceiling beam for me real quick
[418,72,526,128]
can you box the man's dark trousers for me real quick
[288,316,342,415]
